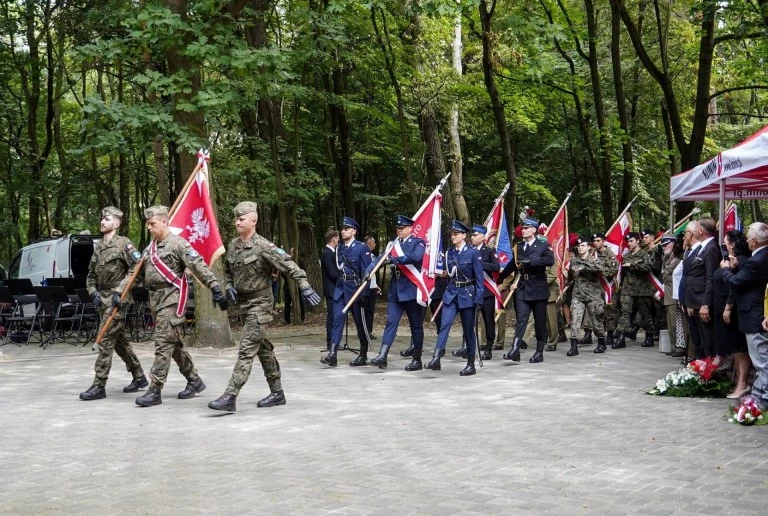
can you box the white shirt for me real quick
[672,260,684,301]
[699,236,715,252]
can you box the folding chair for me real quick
[34,286,82,348]
[0,286,40,345]
[127,287,154,342]
[75,289,99,346]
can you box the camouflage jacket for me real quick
[594,246,619,279]
[86,235,141,305]
[621,248,654,296]
[568,255,604,301]
[224,233,310,322]
[143,233,221,311]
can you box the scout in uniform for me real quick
[614,232,655,349]
[567,235,608,355]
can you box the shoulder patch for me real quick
[126,243,134,251]
[269,242,275,247]
[274,247,286,255]
[188,249,199,258]
[131,250,141,261]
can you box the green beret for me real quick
[144,205,169,219]
[233,201,258,217]
[101,206,123,219]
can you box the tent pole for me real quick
[669,199,675,233]
[718,179,726,243]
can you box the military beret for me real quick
[450,220,471,233]
[101,206,123,219]
[576,234,591,245]
[640,228,655,237]
[625,232,641,241]
[233,201,258,217]
[395,215,414,227]
[144,205,169,219]
[472,224,487,235]
[592,232,606,240]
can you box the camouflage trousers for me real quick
[570,296,605,340]
[93,305,144,387]
[226,307,282,395]
[618,294,654,333]
[149,307,197,390]
[602,301,618,333]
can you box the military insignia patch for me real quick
[131,250,141,261]
[188,249,199,258]
[275,247,286,255]
[126,243,134,250]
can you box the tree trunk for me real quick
[610,0,634,211]
[447,8,470,224]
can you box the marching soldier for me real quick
[321,216,373,367]
[426,220,484,375]
[79,206,148,401]
[134,205,229,407]
[470,225,500,360]
[497,215,555,363]
[368,215,427,371]
[208,202,320,412]
[591,232,619,347]
[614,232,655,349]
[567,236,608,355]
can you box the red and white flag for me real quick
[723,202,743,232]
[480,186,511,309]
[600,211,632,304]
[649,272,664,300]
[545,204,569,294]
[389,184,444,306]
[169,150,225,266]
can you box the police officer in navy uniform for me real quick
[497,215,555,363]
[426,220,484,375]
[321,216,373,367]
[470,224,500,360]
[368,215,427,371]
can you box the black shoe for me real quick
[451,345,467,358]
[400,343,415,357]
[594,338,607,354]
[349,355,368,366]
[79,384,106,401]
[439,348,446,358]
[405,357,423,371]
[520,340,528,349]
[627,324,640,341]
[566,338,579,357]
[577,330,592,346]
[369,344,391,369]
[641,333,654,347]
[208,392,237,412]
[558,331,568,343]
[178,376,206,399]
[503,338,522,362]
[460,361,476,376]
[612,333,627,349]
[136,388,162,407]
[123,375,149,393]
[545,344,557,352]
[321,351,338,367]
[257,390,286,408]
[529,341,545,363]
[481,342,493,360]
[670,349,686,357]
[425,350,441,370]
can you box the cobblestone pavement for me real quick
[1,329,767,515]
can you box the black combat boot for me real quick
[529,341,546,363]
[481,340,493,360]
[520,340,528,349]
[594,337,607,353]
[349,354,368,366]
[612,332,627,349]
[577,329,593,346]
[178,375,206,399]
[503,338,521,362]
[135,388,162,407]
[460,356,476,376]
[321,343,339,367]
[558,330,568,343]
[257,390,286,407]
[425,348,442,370]
[566,338,579,357]
[605,332,615,348]
[627,323,640,341]
[452,343,468,358]
[79,384,106,401]
[400,340,415,357]
[123,375,149,393]
[369,343,391,369]
[405,350,423,371]
[641,332,655,348]
[208,392,237,412]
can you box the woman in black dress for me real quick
[712,230,751,399]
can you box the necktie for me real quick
[524,243,529,252]
[399,238,404,244]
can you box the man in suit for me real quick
[684,217,720,358]
[470,225,500,360]
[320,229,340,351]
[321,217,373,367]
[679,221,701,359]
[368,215,427,371]
[497,215,555,363]
[721,222,768,405]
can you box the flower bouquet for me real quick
[648,357,731,397]
[728,398,767,426]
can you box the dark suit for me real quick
[476,244,499,347]
[321,245,339,347]
[499,238,555,343]
[683,238,720,357]
[722,247,768,401]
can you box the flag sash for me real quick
[148,240,189,318]
[391,241,430,306]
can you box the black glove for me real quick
[211,286,229,311]
[301,286,322,307]
[226,287,238,304]
[111,292,123,308]
[90,292,102,307]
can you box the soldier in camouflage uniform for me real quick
[591,232,619,347]
[567,235,608,355]
[135,205,230,407]
[208,202,321,413]
[79,206,148,401]
[614,232,655,349]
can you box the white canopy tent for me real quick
[670,124,768,240]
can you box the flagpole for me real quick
[483,183,510,229]
[94,150,210,346]
[342,174,450,315]
[606,196,636,235]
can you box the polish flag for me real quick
[600,211,632,304]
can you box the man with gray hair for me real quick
[683,217,720,358]
[721,222,768,405]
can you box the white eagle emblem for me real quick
[186,208,210,243]
[423,228,432,256]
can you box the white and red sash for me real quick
[149,240,189,317]
[391,240,430,306]
[483,272,503,309]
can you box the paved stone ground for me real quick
[1,327,767,515]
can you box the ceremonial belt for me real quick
[148,241,188,317]
[521,273,546,281]
[342,273,359,281]
[238,287,273,301]
[453,280,473,288]
[97,282,121,290]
